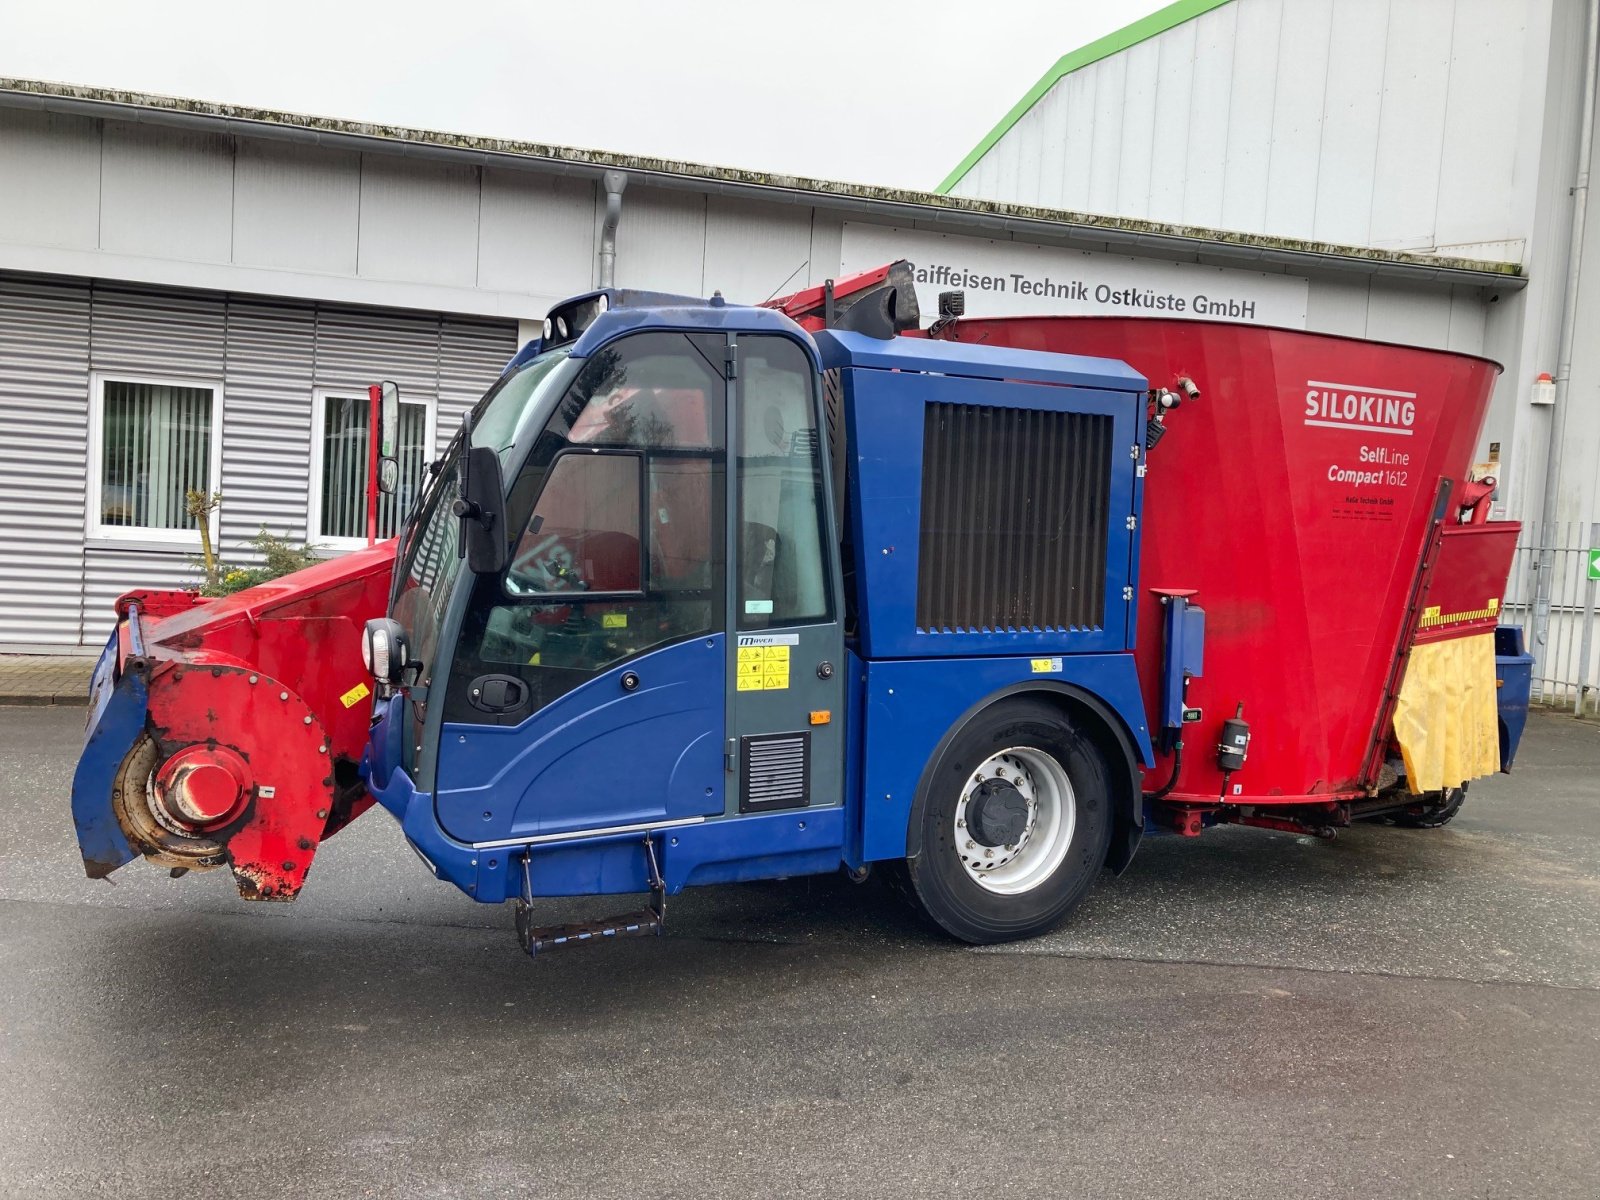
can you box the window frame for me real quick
[308,387,438,551]
[85,371,226,547]
[733,335,835,631]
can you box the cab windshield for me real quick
[390,344,576,703]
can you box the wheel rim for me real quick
[952,746,1075,896]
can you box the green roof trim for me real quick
[934,0,1235,194]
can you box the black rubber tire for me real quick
[906,698,1111,944]
[1396,785,1468,829]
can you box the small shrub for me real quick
[194,528,324,597]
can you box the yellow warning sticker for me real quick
[736,644,790,691]
[1030,657,1063,674]
[340,681,371,708]
[602,612,628,629]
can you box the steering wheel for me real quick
[508,534,588,595]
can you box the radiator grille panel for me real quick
[739,732,811,813]
[918,403,1112,632]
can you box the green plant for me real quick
[192,527,324,597]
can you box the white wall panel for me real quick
[1367,0,1454,250]
[1058,71,1098,213]
[1445,285,1490,355]
[221,299,317,548]
[1181,3,1239,229]
[1263,0,1333,240]
[1313,0,1390,247]
[1303,275,1372,338]
[1147,19,1198,224]
[1433,0,1529,250]
[614,186,706,296]
[357,157,480,287]
[702,197,815,304]
[476,168,595,300]
[0,275,89,645]
[1114,38,1161,218]
[1087,53,1127,216]
[1034,84,1069,211]
[81,549,196,644]
[956,0,1533,260]
[232,141,361,276]
[91,285,226,380]
[1219,0,1281,234]
[1365,277,1454,348]
[0,109,100,251]
[99,122,234,263]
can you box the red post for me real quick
[366,384,382,548]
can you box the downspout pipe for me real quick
[597,169,627,289]
[1533,0,1599,678]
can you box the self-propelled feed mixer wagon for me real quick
[71,262,1535,955]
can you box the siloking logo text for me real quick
[1303,380,1416,437]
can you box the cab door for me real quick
[432,331,731,843]
[726,335,846,816]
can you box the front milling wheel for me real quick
[907,699,1111,944]
[1396,785,1468,829]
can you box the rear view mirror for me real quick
[377,380,401,495]
[453,434,508,576]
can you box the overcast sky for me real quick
[0,0,1163,190]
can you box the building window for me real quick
[89,376,223,542]
[310,390,435,545]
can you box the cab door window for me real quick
[737,336,830,629]
[448,332,726,720]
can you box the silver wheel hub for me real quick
[953,746,1076,896]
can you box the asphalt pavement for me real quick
[2,705,1597,1199]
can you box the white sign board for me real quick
[840,224,1309,329]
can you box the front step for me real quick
[514,833,667,958]
[515,907,662,954]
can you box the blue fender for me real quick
[71,631,148,878]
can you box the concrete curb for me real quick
[0,693,89,707]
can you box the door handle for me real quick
[469,674,529,714]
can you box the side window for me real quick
[737,337,830,629]
[89,376,221,543]
[449,332,726,718]
[312,390,433,545]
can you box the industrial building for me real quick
[0,0,1591,694]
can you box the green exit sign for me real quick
[1590,548,1600,581]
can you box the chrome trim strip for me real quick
[471,815,706,851]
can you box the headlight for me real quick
[362,619,411,685]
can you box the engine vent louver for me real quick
[917,402,1112,633]
[739,732,811,814]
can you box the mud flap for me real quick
[1392,631,1501,793]
[71,631,147,879]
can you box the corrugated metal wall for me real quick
[950,0,1549,259]
[0,272,515,649]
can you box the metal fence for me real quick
[1500,521,1600,716]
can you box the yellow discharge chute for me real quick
[1391,631,1502,794]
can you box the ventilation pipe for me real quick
[597,170,627,289]
[1533,0,1599,672]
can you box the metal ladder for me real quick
[514,833,666,958]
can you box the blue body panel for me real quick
[433,636,727,844]
[71,629,146,877]
[815,329,1145,391]
[1157,597,1206,745]
[856,653,1153,864]
[369,750,845,903]
[1495,625,1535,771]
[819,330,1146,661]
